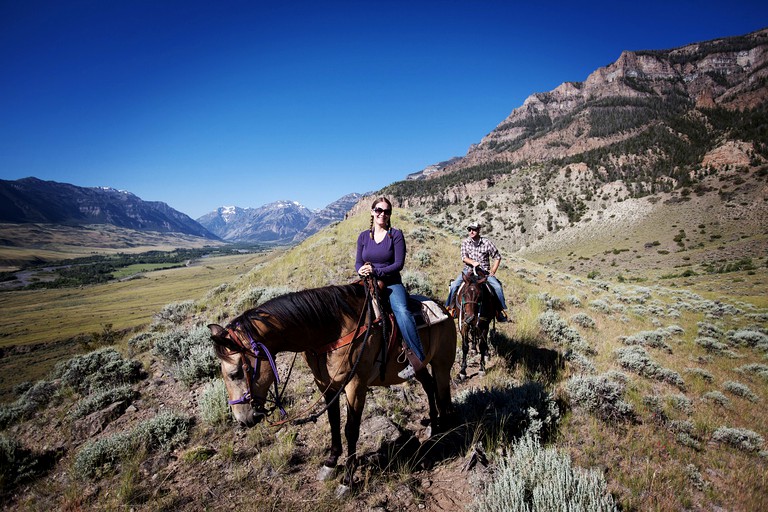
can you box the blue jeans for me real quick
[445,270,507,310]
[387,283,425,362]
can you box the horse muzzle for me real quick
[233,406,267,427]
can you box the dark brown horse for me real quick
[454,268,497,378]
[208,279,456,487]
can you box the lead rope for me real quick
[370,276,389,382]
[283,277,376,427]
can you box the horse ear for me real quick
[208,324,226,338]
[208,324,241,353]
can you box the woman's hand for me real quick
[358,263,373,277]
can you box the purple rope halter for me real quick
[227,323,286,418]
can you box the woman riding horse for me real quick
[356,196,425,380]
[208,280,456,488]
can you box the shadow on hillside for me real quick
[359,381,560,476]
[491,329,565,386]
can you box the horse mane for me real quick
[233,283,366,342]
[213,342,239,363]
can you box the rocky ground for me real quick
[2,336,511,511]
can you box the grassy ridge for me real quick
[1,208,767,509]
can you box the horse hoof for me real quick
[335,484,351,499]
[478,370,486,377]
[317,465,336,481]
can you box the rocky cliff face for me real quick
[380,28,767,270]
[453,28,768,169]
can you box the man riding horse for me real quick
[445,220,508,322]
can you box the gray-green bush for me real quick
[722,381,759,402]
[153,325,219,387]
[52,348,143,394]
[73,411,192,478]
[614,346,685,390]
[711,427,764,452]
[570,312,596,329]
[0,381,58,428]
[153,300,195,326]
[566,373,635,423]
[473,434,617,512]
[199,379,232,426]
[69,385,137,420]
[538,311,594,355]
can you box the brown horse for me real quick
[454,269,497,378]
[208,279,456,487]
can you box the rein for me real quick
[291,276,377,426]
[226,324,288,419]
[226,277,379,427]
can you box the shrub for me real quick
[695,336,732,355]
[402,269,434,297]
[697,321,724,339]
[74,411,192,478]
[153,326,218,387]
[619,328,676,353]
[0,381,58,428]
[153,300,195,326]
[537,292,564,311]
[735,363,768,380]
[127,332,155,355]
[538,311,594,355]
[565,295,582,307]
[570,313,596,329]
[52,348,144,394]
[0,435,44,492]
[711,427,764,452]
[454,381,560,445]
[703,391,730,407]
[566,374,635,423]
[473,434,617,512]
[413,249,432,267]
[667,394,693,415]
[69,385,137,420]
[722,381,759,402]
[727,329,768,350]
[234,286,294,312]
[614,346,685,389]
[684,367,714,383]
[669,420,702,450]
[588,299,612,315]
[199,380,232,426]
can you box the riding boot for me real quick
[398,347,425,380]
[404,347,425,372]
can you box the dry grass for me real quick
[1,206,766,511]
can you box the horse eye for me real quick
[228,368,243,380]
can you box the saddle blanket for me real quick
[407,295,449,328]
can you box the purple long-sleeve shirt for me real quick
[355,228,405,285]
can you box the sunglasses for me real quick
[468,227,479,232]
[373,207,392,215]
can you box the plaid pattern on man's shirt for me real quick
[461,236,500,272]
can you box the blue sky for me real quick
[1,1,766,219]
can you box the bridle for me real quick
[224,321,288,419]
[460,269,487,326]
[222,276,379,426]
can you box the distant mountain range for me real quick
[196,193,363,243]
[0,177,362,245]
[0,177,218,240]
